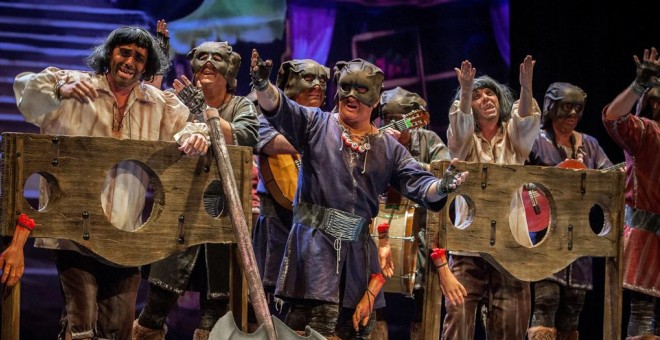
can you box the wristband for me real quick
[54,79,66,100]
[630,81,648,97]
[377,222,389,239]
[370,273,386,284]
[16,213,35,231]
[430,247,446,261]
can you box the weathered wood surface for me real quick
[1,132,252,267]
[428,160,625,282]
[1,283,20,340]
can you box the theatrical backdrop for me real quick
[0,0,657,339]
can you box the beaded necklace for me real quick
[337,119,375,174]
[341,130,372,153]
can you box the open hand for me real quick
[0,245,25,287]
[250,49,273,91]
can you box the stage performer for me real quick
[250,50,468,339]
[526,82,613,340]
[13,26,208,340]
[134,40,258,340]
[443,56,540,340]
[603,47,660,340]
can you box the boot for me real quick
[368,320,388,340]
[557,330,579,340]
[193,328,210,340]
[526,326,556,340]
[409,321,422,340]
[132,320,167,340]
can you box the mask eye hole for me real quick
[560,103,583,113]
[356,86,368,94]
[340,84,351,92]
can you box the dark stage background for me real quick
[1,0,658,338]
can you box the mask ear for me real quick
[333,61,348,84]
[276,61,294,91]
[186,48,196,61]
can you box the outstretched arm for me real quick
[250,49,279,113]
[605,47,660,120]
[426,158,469,202]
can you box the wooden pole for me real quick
[1,282,20,340]
[205,116,276,340]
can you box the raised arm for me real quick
[604,47,660,120]
[448,61,477,159]
[517,55,536,118]
[250,49,279,113]
[455,60,476,115]
[145,19,170,89]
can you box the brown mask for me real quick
[187,41,241,92]
[542,82,587,128]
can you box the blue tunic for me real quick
[264,92,444,308]
[252,114,295,289]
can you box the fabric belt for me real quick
[259,193,279,217]
[625,205,660,234]
[294,202,369,241]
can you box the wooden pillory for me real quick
[0,132,253,340]
[421,160,625,340]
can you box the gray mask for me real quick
[380,86,427,123]
[187,41,241,92]
[276,59,330,100]
[334,59,383,107]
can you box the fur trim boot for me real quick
[369,320,388,340]
[193,328,210,340]
[132,319,166,340]
[409,321,423,340]
[527,326,556,340]
[557,330,579,340]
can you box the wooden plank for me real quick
[0,132,253,266]
[603,191,624,340]
[1,282,20,340]
[421,166,444,340]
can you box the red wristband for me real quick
[371,273,386,284]
[377,222,389,239]
[430,247,446,261]
[17,213,35,231]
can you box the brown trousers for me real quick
[442,255,531,340]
